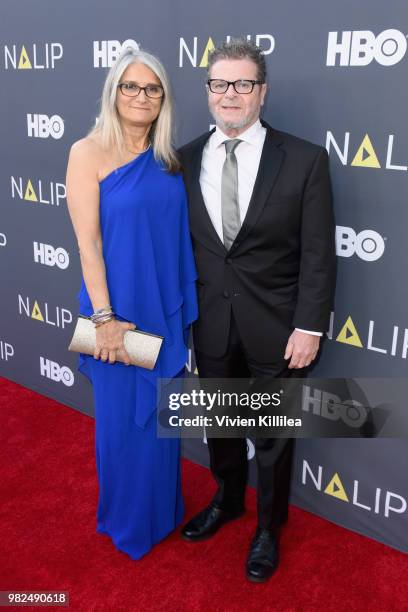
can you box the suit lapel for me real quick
[187,131,227,256]
[229,123,285,254]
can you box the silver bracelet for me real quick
[91,307,114,326]
[93,305,112,315]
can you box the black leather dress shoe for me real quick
[181,504,244,542]
[246,528,279,583]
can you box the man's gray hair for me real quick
[207,38,267,82]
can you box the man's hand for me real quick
[284,330,320,369]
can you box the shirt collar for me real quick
[210,118,265,150]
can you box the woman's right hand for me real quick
[94,319,136,365]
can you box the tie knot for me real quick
[224,139,242,155]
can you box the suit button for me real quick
[225,257,232,264]
[223,290,230,299]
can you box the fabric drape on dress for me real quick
[76,148,198,559]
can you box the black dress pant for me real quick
[195,312,304,531]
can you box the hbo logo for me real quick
[27,114,64,139]
[302,387,367,428]
[327,29,407,66]
[336,226,385,262]
[33,242,70,269]
[93,39,139,68]
[40,357,74,387]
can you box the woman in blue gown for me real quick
[66,47,198,560]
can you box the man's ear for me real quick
[260,83,268,106]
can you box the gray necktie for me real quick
[221,139,242,250]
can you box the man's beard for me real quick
[209,107,251,132]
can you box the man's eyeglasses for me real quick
[207,79,264,94]
[118,82,164,99]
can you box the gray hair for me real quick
[89,46,180,173]
[207,38,267,82]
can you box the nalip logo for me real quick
[4,43,63,69]
[11,176,66,206]
[328,312,408,360]
[302,459,407,518]
[179,34,275,68]
[326,132,408,172]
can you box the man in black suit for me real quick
[179,39,336,582]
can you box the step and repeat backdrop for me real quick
[1,1,407,552]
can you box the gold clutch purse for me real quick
[68,315,163,370]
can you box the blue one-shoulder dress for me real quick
[76,147,198,560]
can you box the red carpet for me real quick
[1,376,407,611]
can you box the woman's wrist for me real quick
[91,305,115,327]
[94,315,116,328]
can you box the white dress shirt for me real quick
[199,119,321,337]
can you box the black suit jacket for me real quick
[179,120,336,362]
